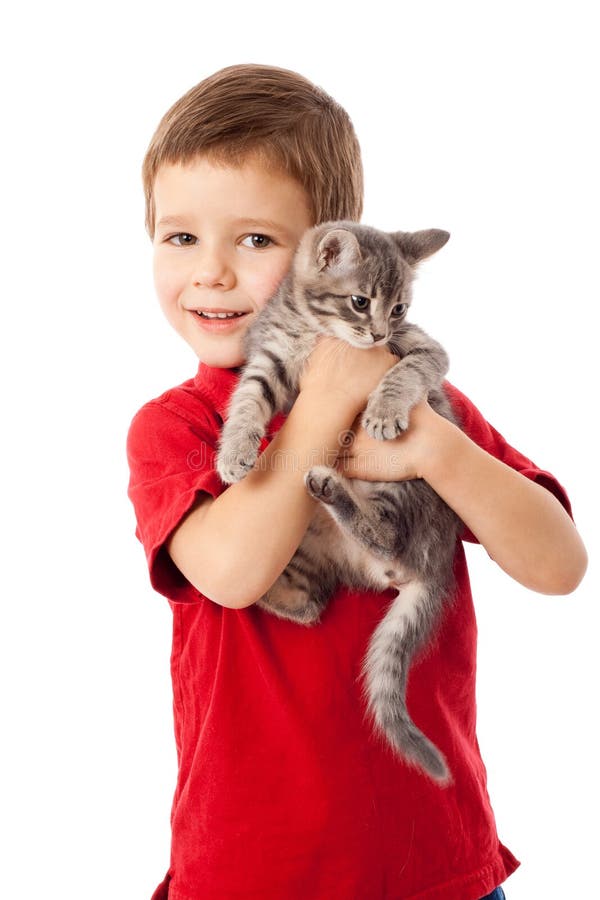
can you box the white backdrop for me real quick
[1,2,597,898]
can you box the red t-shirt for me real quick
[127,361,572,900]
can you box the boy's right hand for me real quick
[299,335,399,413]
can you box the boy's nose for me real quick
[193,249,235,290]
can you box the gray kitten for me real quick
[216,221,462,784]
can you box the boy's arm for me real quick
[168,391,359,608]
[422,411,587,595]
[167,338,398,609]
[337,400,587,595]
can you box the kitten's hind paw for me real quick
[304,465,340,504]
[304,466,356,525]
[216,431,263,484]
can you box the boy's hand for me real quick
[335,400,444,482]
[299,336,399,413]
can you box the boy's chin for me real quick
[189,340,246,369]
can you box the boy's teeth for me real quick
[197,310,245,319]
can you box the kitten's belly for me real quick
[309,505,411,593]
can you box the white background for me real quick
[1,1,597,898]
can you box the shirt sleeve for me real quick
[443,381,573,544]
[126,399,226,601]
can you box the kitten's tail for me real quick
[362,580,452,785]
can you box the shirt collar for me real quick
[194,360,288,435]
[193,361,242,421]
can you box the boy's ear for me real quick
[316,228,362,274]
[391,229,450,266]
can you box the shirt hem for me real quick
[404,847,520,900]
[164,848,520,900]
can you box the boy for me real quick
[127,64,587,900]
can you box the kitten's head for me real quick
[292,221,449,349]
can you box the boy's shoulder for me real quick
[127,371,217,453]
[131,362,239,427]
[127,363,241,460]
[443,379,572,520]
[133,375,211,426]
[443,380,507,450]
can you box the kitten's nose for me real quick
[371,332,386,343]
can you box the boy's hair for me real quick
[142,64,363,238]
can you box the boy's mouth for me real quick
[195,310,247,319]
[191,307,251,332]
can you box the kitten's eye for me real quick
[351,295,370,311]
[391,303,407,317]
[168,233,197,246]
[242,234,273,249]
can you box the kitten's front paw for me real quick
[362,395,411,440]
[216,431,263,484]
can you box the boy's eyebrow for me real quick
[231,217,289,233]
[156,215,191,229]
[156,215,291,233]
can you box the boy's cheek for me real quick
[250,266,292,307]
[152,248,174,286]
[152,265,175,303]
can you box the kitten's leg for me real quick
[363,580,452,784]
[363,329,449,440]
[216,355,292,484]
[304,466,400,558]
[305,466,452,782]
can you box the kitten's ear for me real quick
[392,229,450,266]
[316,228,362,274]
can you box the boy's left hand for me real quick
[335,399,440,482]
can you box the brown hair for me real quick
[142,64,364,239]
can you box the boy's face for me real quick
[152,155,314,367]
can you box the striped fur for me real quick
[216,221,462,784]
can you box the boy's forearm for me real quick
[200,390,359,607]
[423,416,588,594]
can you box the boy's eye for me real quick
[168,233,197,246]
[242,234,273,249]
